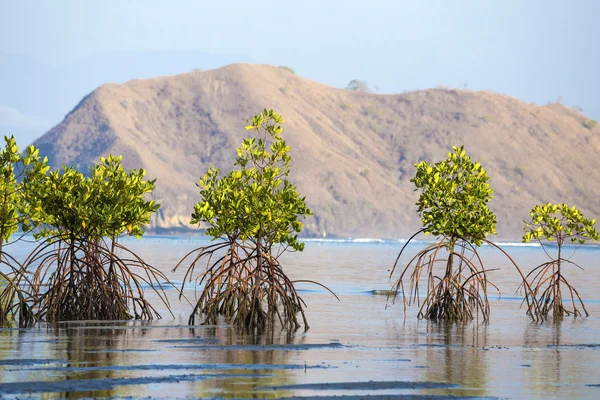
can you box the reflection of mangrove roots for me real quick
[526,258,587,318]
[176,238,332,331]
[23,236,172,322]
[390,240,499,321]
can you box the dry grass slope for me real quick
[34,64,600,239]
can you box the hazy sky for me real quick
[1,0,599,147]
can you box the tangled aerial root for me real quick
[0,253,36,327]
[20,236,172,323]
[389,235,539,322]
[175,237,336,332]
[524,258,587,319]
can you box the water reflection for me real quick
[0,328,14,364]
[522,320,564,398]
[520,317,600,398]
[417,321,490,397]
[55,324,127,398]
[0,322,305,398]
[1,239,600,398]
[189,324,301,399]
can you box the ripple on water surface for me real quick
[1,238,600,399]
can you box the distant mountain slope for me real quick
[33,64,600,239]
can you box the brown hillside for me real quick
[34,63,600,239]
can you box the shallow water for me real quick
[1,237,600,399]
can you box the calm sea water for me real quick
[1,236,600,399]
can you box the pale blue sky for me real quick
[1,0,598,147]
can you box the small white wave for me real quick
[301,238,352,243]
[300,238,543,247]
[349,238,385,243]
[488,242,541,248]
[302,237,385,244]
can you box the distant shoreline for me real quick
[12,230,600,248]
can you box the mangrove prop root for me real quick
[21,236,173,323]
[389,239,499,322]
[0,252,37,327]
[174,238,326,332]
[525,258,588,319]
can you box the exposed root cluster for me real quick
[176,237,330,332]
[390,239,497,321]
[0,255,36,327]
[390,236,539,322]
[525,258,587,318]
[4,236,171,325]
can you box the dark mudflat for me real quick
[86,349,160,353]
[0,373,259,395]
[0,358,65,366]
[265,396,499,400]
[17,339,65,343]
[63,324,211,330]
[173,342,345,350]
[153,338,220,343]
[17,363,331,372]
[546,343,600,349]
[257,381,459,391]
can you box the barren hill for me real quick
[33,63,600,239]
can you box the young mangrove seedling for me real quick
[523,203,599,318]
[175,109,337,332]
[389,145,538,321]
